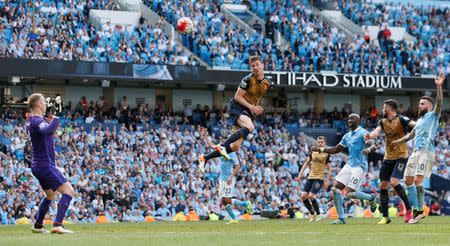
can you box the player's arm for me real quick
[199,127,215,149]
[362,140,377,155]
[298,156,311,179]
[434,72,444,115]
[324,154,332,185]
[37,117,59,134]
[312,144,345,154]
[392,127,416,146]
[235,87,257,112]
[368,125,383,139]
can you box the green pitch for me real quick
[1,217,449,246]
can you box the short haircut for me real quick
[249,55,262,64]
[317,136,327,142]
[421,96,434,105]
[27,93,44,109]
[383,99,398,110]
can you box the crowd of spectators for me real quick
[0,95,448,225]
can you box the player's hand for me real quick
[251,105,264,115]
[364,133,371,141]
[323,180,330,189]
[298,173,304,181]
[362,148,370,155]
[391,139,401,146]
[435,72,445,88]
[227,178,232,185]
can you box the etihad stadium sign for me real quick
[265,72,403,89]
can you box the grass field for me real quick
[1,217,449,246]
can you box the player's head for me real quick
[418,96,433,117]
[382,99,398,118]
[249,55,264,77]
[347,113,360,130]
[27,93,46,115]
[316,136,326,147]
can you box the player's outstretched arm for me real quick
[368,126,382,139]
[312,144,345,154]
[392,127,416,146]
[228,163,241,185]
[434,72,444,115]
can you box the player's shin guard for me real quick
[380,189,389,217]
[311,199,321,215]
[407,184,418,210]
[303,198,315,215]
[394,184,412,210]
[221,127,250,152]
[416,185,425,212]
[225,204,236,220]
[54,194,72,226]
[333,189,344,219]
[232,199,248,208]
[35,198,51,228]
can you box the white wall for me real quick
[286,92,315,113]
[114,88,155,108]
[64,86,102,106]
[172,90,212,112]
[324,94,360,113]
[364,26,406,42]
[375,95,410,111]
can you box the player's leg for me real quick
[378,161,394,224]
[331,166,351,224]
[52,180,75,234]
[404,152,419,217]
[308,179,324,221]
[345,167,377,212]
[222,196,238,223]
[390,158,413,222]
[302,179,315,218]
[409,151,434,224]
[218,115,254,157]
[32,188,57,233]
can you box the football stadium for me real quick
[0,0,449,245]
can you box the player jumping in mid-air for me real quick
[199,56,270,166]
[298,136,332,222]
[367,99,416,224]
[392,72,445,224]
[28,93,75,234]
[312,114,377,224]
[200,127,253,224]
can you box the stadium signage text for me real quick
[266,72,402,89]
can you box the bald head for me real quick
[347,113,360,130]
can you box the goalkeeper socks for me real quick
[54,194,72,226]
[394,184,412,210]
[416,185,425,212]
[232,199,248,208]
[311,199,321,215]
[333,189,344,219]
[204,151,221,162]
[221,127,250,152]
[303,198,315,215]
[35,198,51,228]
[407,184,418,210]
[225,204,236,220]
[380,189,389,217]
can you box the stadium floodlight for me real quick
[217,84,225,91]
[101,80,110,87]
[376,88,383,93]
[9,76,20,84]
